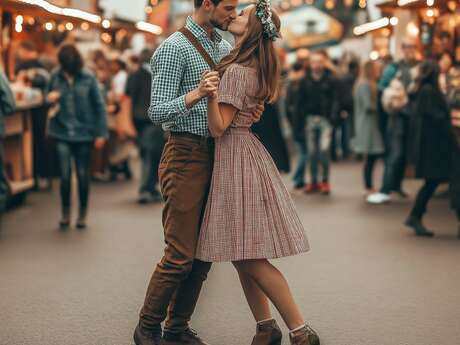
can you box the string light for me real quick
[145,6,153,14]
[359,0,367,9]
[16,15,24,25]
[353,17,390,36]
[135,21,163,35]
[18,0,101,23]
[45,22,54,31]
[370,51,379,61]
[390,17,399,26]
[426,0,434,6]
[102,19,111,29]
[80,22,90,31]
[325,0,335,10]
[65,22,74,30]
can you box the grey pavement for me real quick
[1,161,459,345]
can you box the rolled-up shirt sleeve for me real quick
[148,42,190,125]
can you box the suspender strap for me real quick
[179,27,217,70]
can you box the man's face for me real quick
[309,53,325,74]
[402,41,417,61]
[209,0,238,31]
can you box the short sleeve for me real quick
[218,64,247,110]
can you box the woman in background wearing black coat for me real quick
[405,60,455,237]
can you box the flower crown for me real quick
[255,0,281,41]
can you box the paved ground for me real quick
[1,161,459,345]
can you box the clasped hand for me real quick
[199,71,220,99]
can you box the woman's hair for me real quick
[58,44,83,76]
[356,60,377,103]
[217,6,281,103]
[414,59,440,92]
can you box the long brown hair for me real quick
[355,60,377,104]
[217,6,281,103]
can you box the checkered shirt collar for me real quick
[185,16,223,43]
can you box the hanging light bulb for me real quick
[359,0,367,8]
[344,0,353,8]
[426,0,434,6]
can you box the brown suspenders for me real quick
[179,27,217,70]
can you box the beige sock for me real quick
[257,318,274,325]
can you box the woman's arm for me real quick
[207,95,238,137]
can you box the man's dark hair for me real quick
[19,40,37,52]
[58,44,83,76]
[139,48,154,65]
[194,0,222,8]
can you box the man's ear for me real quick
[202,0,213,10]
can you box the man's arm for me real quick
[148,42,209,125]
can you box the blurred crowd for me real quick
[281,36,460,237]
[1,36,459,236]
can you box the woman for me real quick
[196,3,319,345]
[405,60,455,237]
[47,44,108,229]
[353,60,385,195]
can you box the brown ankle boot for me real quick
[251,319,282,345]
[289,324,320,345]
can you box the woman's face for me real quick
[228,5,253,37]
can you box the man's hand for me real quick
[47,91,61,104]
[252,101,264,123]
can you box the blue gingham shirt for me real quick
[148,17,232,137]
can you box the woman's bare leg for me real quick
[233,259,305,330]
[235,265,272,322]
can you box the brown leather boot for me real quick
[160,328,210,345]
[251,319,282,345]
[289,324,320,345]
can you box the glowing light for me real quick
[406,22,419,36]
[102,19,111,29]
[390,17,399,26]
[398,0,418,5]
[325,0,335,10]
[353,17,390,36]
[370,51,379,61]
[359,0,367,9]
[65,22,74,30]
[426,0,434,6]
[15,24,23,33]
[17,0,101,23]
[145,6,153,14]
[101,32,112,43]
[27,17,35,25]
[135,21,163,35]
[45,22,54,31]
[57,24,65,32]
[426,9,434,17]
[16,15,24,25]
[80,22,90,31]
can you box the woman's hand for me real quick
[94,137,106,150]
[200,71,220,98]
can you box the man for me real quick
[298,50,338,195]
[125,49,165,203]
[133,1,262,345]
[367,37,419,204]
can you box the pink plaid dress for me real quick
[196,64,309,262]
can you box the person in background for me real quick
[108,58,132,180]
[286,61,308,191]
[353,60,385,195]
[404,60,455,237]
[298,50,338,194]
[333,58,359,161]
[46,44,108,229]
[0,67,16,212]
[15,40,49,91]
[125,48,165,203]
[367,38,419,204]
